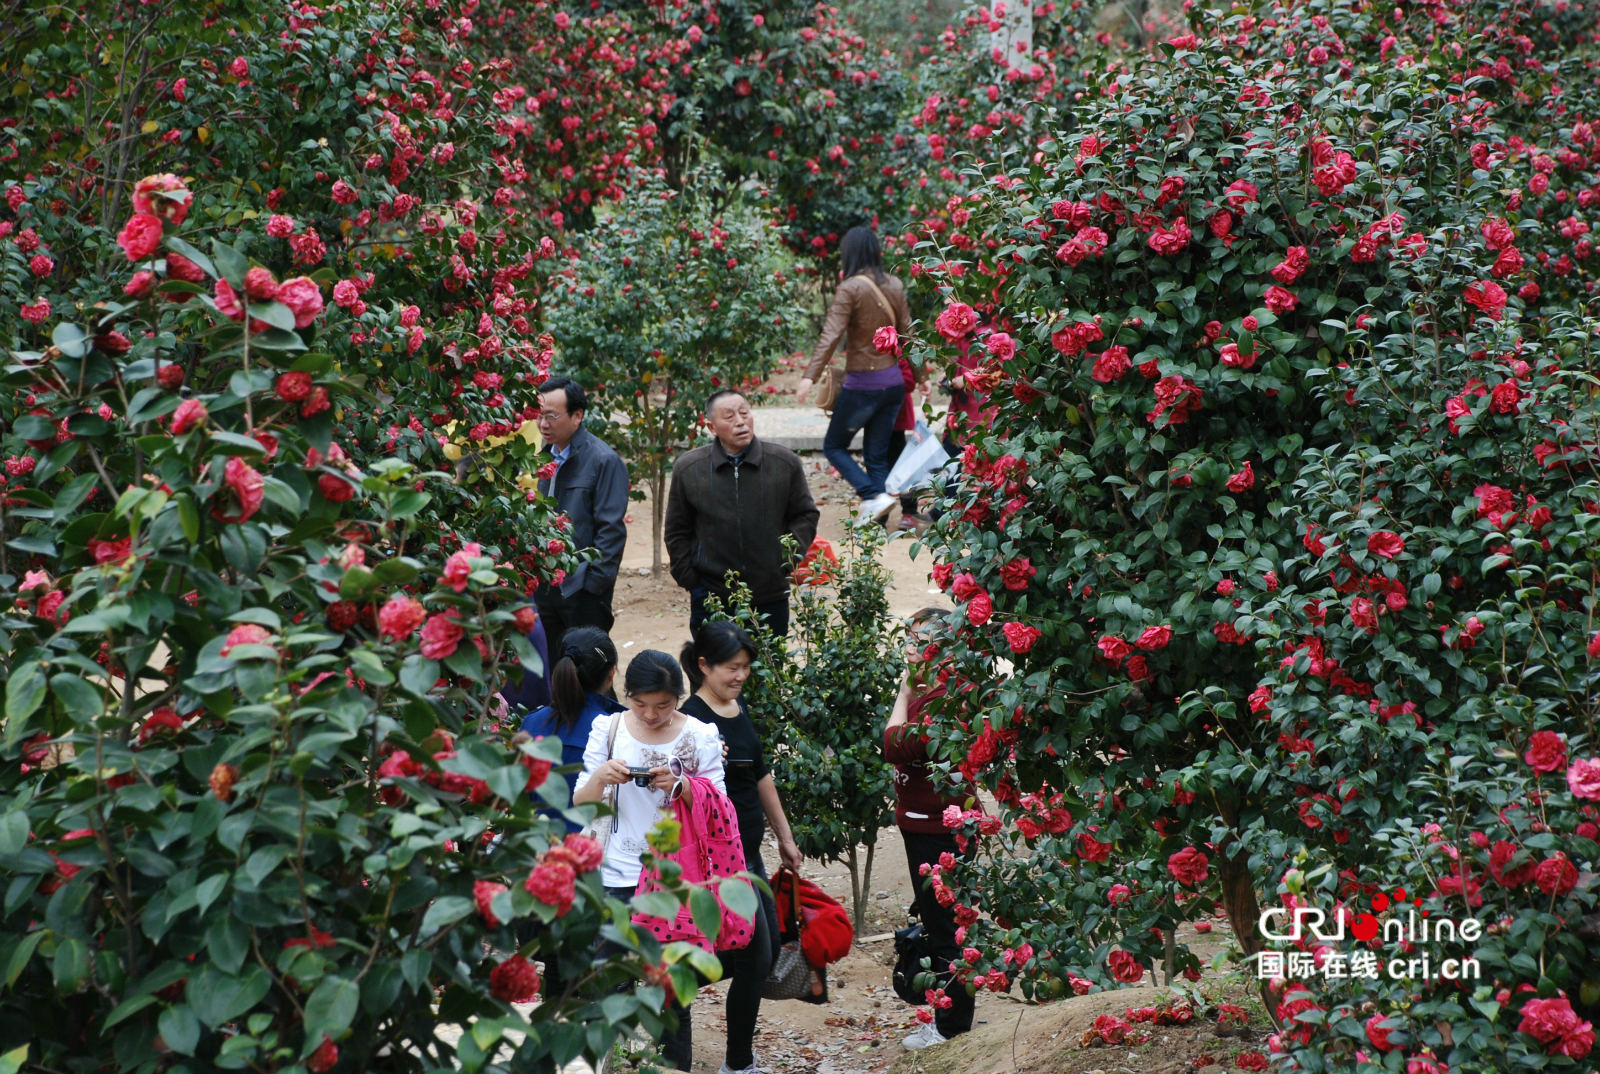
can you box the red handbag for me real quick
[772,867,854,968]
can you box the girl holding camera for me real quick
[574,650,726,1071]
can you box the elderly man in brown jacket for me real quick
[664,389,819,638]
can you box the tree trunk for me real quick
[845,846,863,933]
[1213,795,1276,1022]
[857,839,877,935]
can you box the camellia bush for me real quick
[544,169,807,573]
[0,180,734,1072]
[907,1,1600,1071]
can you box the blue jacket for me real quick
[519,691,625,831]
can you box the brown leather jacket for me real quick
[803,273,913,382]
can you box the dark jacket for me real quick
[663,436,819,604]
[802,273,913,382]
[883,682,970,834]
[537,424,629,602]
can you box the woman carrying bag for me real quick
[680,622,802,1074]
[574,650,734,1072]
[795,226,919,525]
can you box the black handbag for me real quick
[892,922,930,1005]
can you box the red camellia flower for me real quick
[317,472,356,503]
[170,398,208,435]
[243,266,279,302]
[1135,625,1172,650]
[873,325,898,354]
[1167,847,1209,886]
[489,955,542,1003]
[966,591,993,626]
[1523,731,1567,773]
[1270,245,1310,284]
[524,859,577,916]
[378,595,426,641]
[1092,345,1131,383]
[1218,342,1259,370]
[1517,994,1594,1059]
[934,302,978,341]
[116,213,164,261]
[474,880,508,928]
[1106,949,1144,983]
[1534,855,1578,895]
[308,1037,338,1073]
[1225,461,1255,493]
[1263,285,1298,313]
[1097,635,1131,662]
[214,456,265,524]
[985,332,1017,361]
[275,371,313,402]
[1002,621,1041,654]
[441,542,483,592]
[1366,531,1404,559]
[1463,279,1508,321]
[420,612,465,660]
[1077,829,1114,862]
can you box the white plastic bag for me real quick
[885,420,950,495]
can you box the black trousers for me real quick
[537,586,616,665]
[688,587,789,640]
[900,828,975,1037]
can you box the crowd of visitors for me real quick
[498,228,982,1072]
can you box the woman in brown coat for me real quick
[795,226,916,524]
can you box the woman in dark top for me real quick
[883,608,975,1051]
[517,626,623,832]
[680,622,803,1074]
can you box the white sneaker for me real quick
[717,1064,766,1074]
[854,492,896,524]
[902,1022,949,1051]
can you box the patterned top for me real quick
[578,711,725,890]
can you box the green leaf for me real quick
[157,1004,201,1055]
[51,322,90,358]
[205,917,250,976]
[211,240,249,287]
[4,931,45,988]
[48,674,102,720]
[688,887,721,945]
[190,964,271,1028]
[165,235,217,278]
[399,656,440,697]
[13,415,54,441]
[0,1044,27,1074]
[303,976,360,1044]
[4,659,48,725]
[102,992,158,1030]
[419,895,473,936]
[718,877,757,929]
[52,936,88,991]
[0,812,29,856]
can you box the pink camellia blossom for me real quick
[214,279,246,321]
[1523,731,1566,773]
[1219,342,1259,370]
[1136,625,1173,650]
[873,325,898,354]
[170,398,208,435]
[1107,883,1131,904]
[420,612,465,660]
[474,880,508,928]
[29,254,53,277]
[1367,531,1405,559]
[220,623,273,657]
[131,174,192,224]
[20,298,51,324]
[243,266,278,302]
[124,270,157,298]
[377,595,427,641]
[117,214,164,261]
[266,214,296,238]
[935,302,979,341]
[524,859,577,916]
[441,542,484,592]
[1002,621,1041,654]
[1567,757,1600,801]
[1167,847,1209,886]
[985,332,1017,362]
[275,276,325,328]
